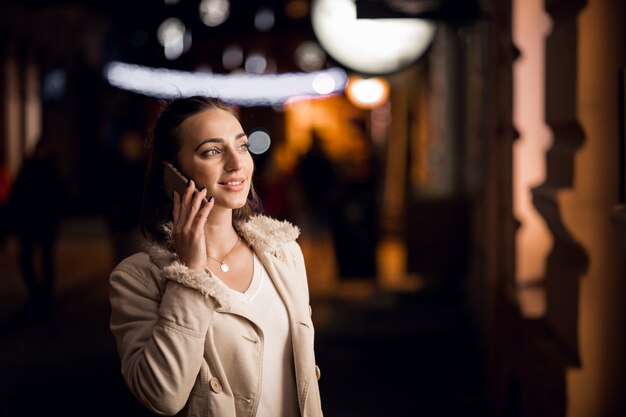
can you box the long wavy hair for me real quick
[140,96,261,244]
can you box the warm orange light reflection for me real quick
[377,237,424,291]
[513,0,552,317]
[279,95,368,172]
[285,0,308,19]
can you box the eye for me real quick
[238,142,250,152]
[201,147,221,157]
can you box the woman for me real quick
[109,96,323,417]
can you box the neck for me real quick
[204,205,238,254]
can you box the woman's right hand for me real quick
[172,180,214,271]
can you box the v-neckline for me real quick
[224,253,264,304]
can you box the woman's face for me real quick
[176,108,253,210]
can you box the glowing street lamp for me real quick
[311,0,436,75]
[345,75,389,109]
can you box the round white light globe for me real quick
[311,0,436,75]
[248,130,272,154]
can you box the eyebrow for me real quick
[194,133,247,152]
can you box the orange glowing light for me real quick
[345,75,389,109]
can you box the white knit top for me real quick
[227,254,300,417]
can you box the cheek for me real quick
[189,165,220,188]
[244,155,255,177]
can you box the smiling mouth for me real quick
[218,178,246,191]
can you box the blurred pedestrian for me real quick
[297,130,337,234]
[109,96,323,416]
[7,137,63,316]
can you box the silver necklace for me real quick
[207,237,240,273]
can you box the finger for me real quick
[182,179,195,206]
[195,195,214,229]
[184,187,207,231]
[195,187,208,208]
[178,180,196,228]
[190,187,207,218]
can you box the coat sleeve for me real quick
[109,257,214,416]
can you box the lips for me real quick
[218,177,246,191]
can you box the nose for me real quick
[224,146,243,172]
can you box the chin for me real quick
[217,195,248,209]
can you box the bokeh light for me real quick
[248,129,272,154]
[311,72,336,94]
[254,7,275,32]
[294,41,326,72]
[157,17,191,60]
[222,44,243,70]
[285,0,308,19]
[345,75,389,109]
[199,0,230,27]
[311,0,436,74]
[104,61,348,106]
[245,52,267,74]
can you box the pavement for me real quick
[0,216,490,417]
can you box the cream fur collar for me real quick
[235,214,300,260]
[143,215,300,308]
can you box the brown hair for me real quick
[140,96,261,243]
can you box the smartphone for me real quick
[162,161,200,200]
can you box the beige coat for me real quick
[109,215,323,417]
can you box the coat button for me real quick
[209,377,222,394]
[315,365,321,380]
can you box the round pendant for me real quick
[220,263,230,273]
